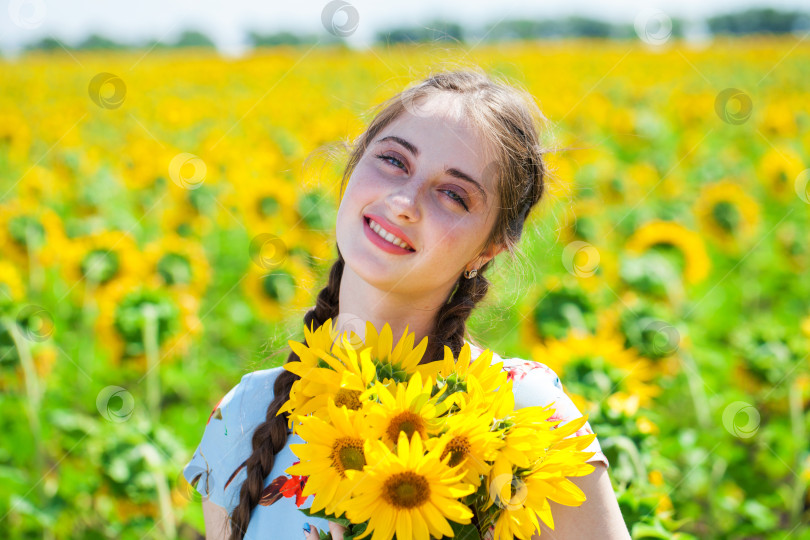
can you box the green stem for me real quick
[141,304,160,425]
[2,317,45,499]
[679,350,711,429]
[788,377,806,525]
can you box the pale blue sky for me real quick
[2,0,807,56]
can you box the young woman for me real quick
[183,69,631,539]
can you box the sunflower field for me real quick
[1,37,809,539]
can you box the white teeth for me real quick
[368,219,412,250]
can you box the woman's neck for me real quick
[334,263,457,347]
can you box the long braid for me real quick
[227,253,345,540]
[423,262,493,363]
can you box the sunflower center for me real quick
[81,249,120,284]
[259,196,280,217]
[441,436,471,467]
[334,388,362,410]
[262,271,296,302]
[382,471,430,509]
[157,253,192,286]
[711,201,740,233]
[386,411,426,443]
[331,437,365,477]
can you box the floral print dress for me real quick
[182,342,609,539]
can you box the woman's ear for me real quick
[478,241,507,267]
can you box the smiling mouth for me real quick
[364,217,415,251]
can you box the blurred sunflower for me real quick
[520,277,598,348]
[242,255,317,322]
[693,179,761,253]
[531,327,661,417]
[95,278,201,366]
[343,431,475,540]
[0,258,26,312]
[143,234,211,296]
[232,173,299,233]
[287,400,371,516]
[159,200,215,239]
[119,136,172,191]
[625,219,711,285]
[59,229,147,302]
[757,146,806,200]
[0,200,66,270]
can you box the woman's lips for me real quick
[363,217,415,255]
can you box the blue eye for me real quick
[375,153,405,170]
[441,189,469,210]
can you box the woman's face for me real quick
[336,93,504,297]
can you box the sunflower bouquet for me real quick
[279,318,599,540]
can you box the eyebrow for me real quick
[375,135,488,203]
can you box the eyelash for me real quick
[374,153,469,211]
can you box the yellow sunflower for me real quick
[143,234,211,296]
[487,412,597,540]
[287,400,371,516]
[625,219,711,285]
[343,431,475,540]
[424,392,505,486]
[280,320,378,425]
[758,146,806,200]
[342,320,429,384]
[693,179,761,253]
[0,200,66,270]
[58,229,148,303]
[531,327,661,415]
[160,200,215,238]
[0,259,26,309]
[95,277,201,366]
[416,341,507,398]
[364,371,448,447]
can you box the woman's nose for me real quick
[385,178,424,221]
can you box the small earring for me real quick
[464,268,478,279]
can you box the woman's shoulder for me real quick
[464,339,611,469]
[182,366,286,509]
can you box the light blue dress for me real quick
[182,342,609,538]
